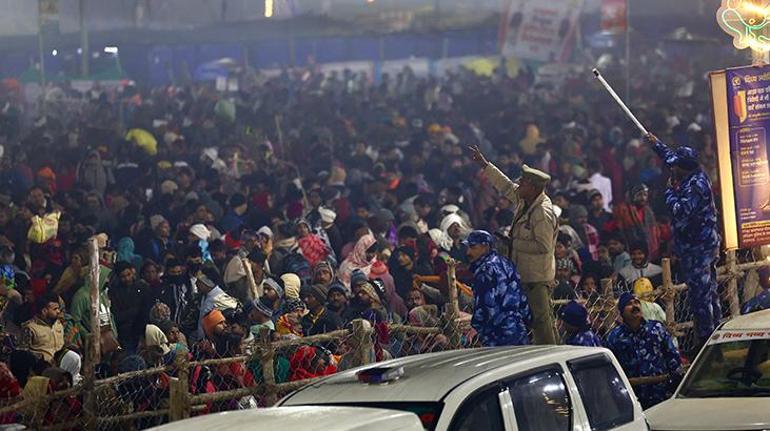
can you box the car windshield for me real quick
[679,339,770,398]
[321,402,444,430]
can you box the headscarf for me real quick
[77,150,108,195]
[428,228,453,252]
[149,302,172,324]
[359,281,382,307]
[145,324,171,355]
[149,215,167,231]
[116,237,142,269]
[59,350,83,385]
[202,309,226,339]
[338,234,376,288]
[440,213,471,241]
[288,345,337,382]
[281,273,301,300]
[312,260,336,286]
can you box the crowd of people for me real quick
[0,42,754,425]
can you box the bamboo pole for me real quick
[94,364,170,386]
[169,351,190,421]
[446,259,459,315]
[390,325,441,335]
[352,319,372,368]
[259,326,278,406]
[726,250,740,318]
[239,256,262,300]
[83,237,100,431]
[95,409,169,423]
[661,258,676,330]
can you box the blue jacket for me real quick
[469,251,532,346]
[653,139,720,254]
[606,319,682,408]
[565,329,603,347]
[741,290,770,315]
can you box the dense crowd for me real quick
[0,43,753,424]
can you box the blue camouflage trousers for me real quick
[680,250,721,338]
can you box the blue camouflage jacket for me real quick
[741,290,770,315]
[653,139,720,254]
[606,319,682,408]
[469,251,532,346]
[565,329,603,347]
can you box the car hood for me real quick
[646,398,770,430]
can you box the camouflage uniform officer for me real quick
[469,145,559,345]
[646,134,721,353]
[465,230,532,346]
[607,293,682,409]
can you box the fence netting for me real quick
[2,250,766,430]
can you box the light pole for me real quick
[624,0,631,101]
[80,0,90,78]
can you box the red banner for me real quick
[601,0,626,33]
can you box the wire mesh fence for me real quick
[2,251,768,430]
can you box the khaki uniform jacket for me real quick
[21,317,65,363]
[484,163,558,283]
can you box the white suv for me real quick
[646,309,770,431]
[279,346,649,431]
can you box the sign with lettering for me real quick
[708,329,770,345]
[500,0,583,62]
[722,65,770,248]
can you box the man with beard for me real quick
[300,284,342,336]
[195,268,237,341]
[617,241,662,288]
[613,184,660,261]
[351,280,388,324]
[606,293,682,409]
[109,262,149,352]
[20,292,64,363]
[326,282,350,322]
[260,277,285,315]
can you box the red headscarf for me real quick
[288,346,337,382]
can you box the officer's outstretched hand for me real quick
[468,145,489,168]
[643,133,658,146]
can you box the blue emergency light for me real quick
[356,366,405,384]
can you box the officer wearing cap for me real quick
[645,133,720,355]
[464,230,531,346]
[469,145,558,344]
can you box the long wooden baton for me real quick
[592,68,649,136]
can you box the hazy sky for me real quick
[0,0,717,37]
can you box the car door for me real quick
[504,366,575,431]
[567,354,648,431]
[446,382,514,431]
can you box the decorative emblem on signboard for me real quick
[718,0,770,51]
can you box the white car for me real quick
[148,405,424,431]
[646,309,770,431]
[279,346,649,431]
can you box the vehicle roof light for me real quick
[356,366,404,384]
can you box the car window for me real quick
[448,385,505,431]
[679,339,770,398]
[507,369,571,431]
[569,355,634,431]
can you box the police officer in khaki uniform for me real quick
[469,145,558,344]
[20,292,65,363]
